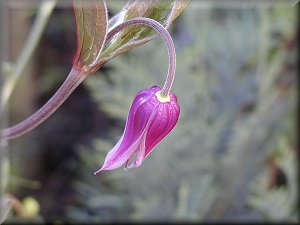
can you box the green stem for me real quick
[106,17,176,97]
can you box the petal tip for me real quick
[94,166,106,174]
[94,169,101,175]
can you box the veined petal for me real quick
[121,92,156,149]
[144,93,180,158]
[95,85,180,173]
[124,126,148,170]
[94,109,156,172]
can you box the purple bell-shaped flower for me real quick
[94,85,180,173]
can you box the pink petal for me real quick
[124,130,148,170]
[94,111,156,172]
[94,85,180,173]
[144,94,180,158]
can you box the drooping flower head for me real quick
[90,15,180,173]
[94,85,180,173]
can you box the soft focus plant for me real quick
[70,2,297,222]
[0,0,190,222]
[1,0,190,153]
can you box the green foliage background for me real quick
[70,1,298,222]
[3,1,298,223]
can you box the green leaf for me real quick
[73,0,108,71]
[99,0,191,63]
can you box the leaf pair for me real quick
[73,0,191,73]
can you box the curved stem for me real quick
[1,67,87,140]
[107,17,176,97]
[0,18,176,140]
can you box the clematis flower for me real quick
[94,85,180,173]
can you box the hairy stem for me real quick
[1,67,87,140]
[107,17,176,97]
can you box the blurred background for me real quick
[1,0,298,223]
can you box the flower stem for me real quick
[0,67,87,140]
[107,17,176,97]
